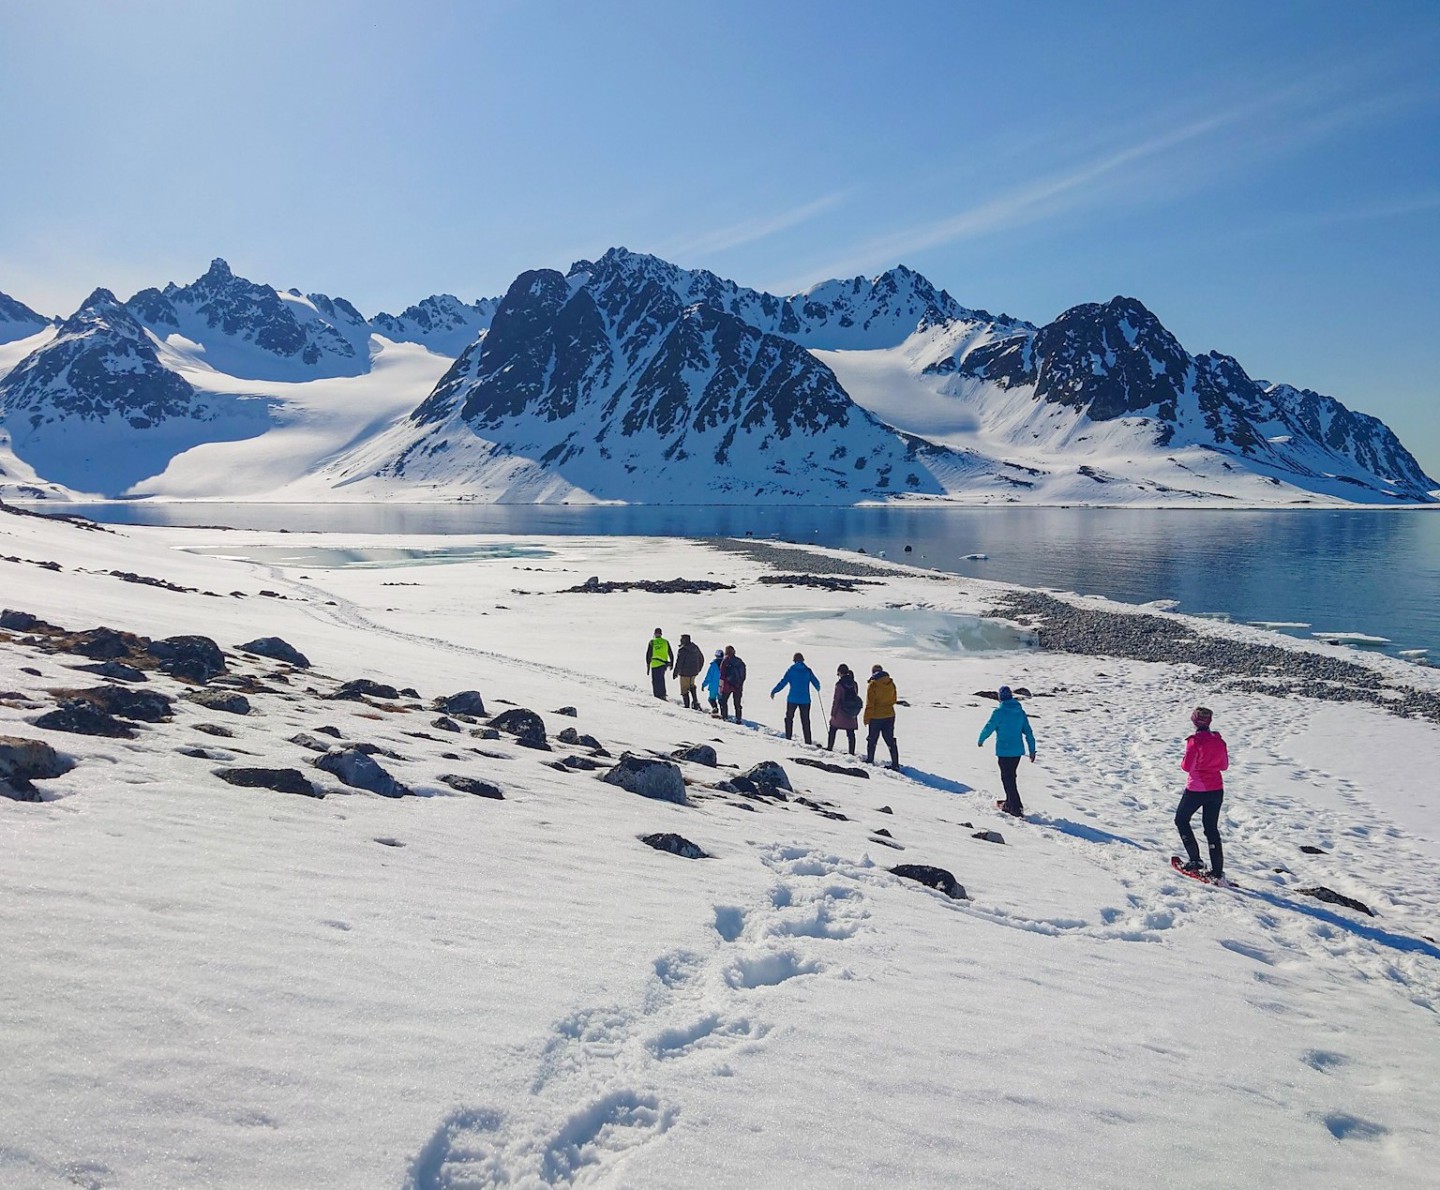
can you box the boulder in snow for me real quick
[434,690,486,716]
[215,767,321,798]
[184,689,251,716]
[439,774,504,799]
[675,743,717,767]
[889,864,969,901]
[0,735,74,799]
[640,832,709,859]
[237,637,311,668]
[490,708,549,750]
[740,761,792,793]
[316,748,411,797]
[147,634,226,682]
[601,754,687,804]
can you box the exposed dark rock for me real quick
[675,743,717,767]
[868,834,905,850]
[0,735,75,798]
[560,755,603,771]
[184,689,251,715]
[1300,845,1328,855]
[470,727,502,740]
[565,577,736,594]
[601,754,687,804]
[289,732,338,753]
[72,661,147,683]
[314,725,343,738]
[793,756,868,778]
[433,690,486,716]
[330,678,401,702]
[756,574,880,592]
[641,832,709,859]
[53,685,173,722]
[877,805,893,814]
[490,707,549,750]
[20,667,41,677]
[556,726,581,745]
[71,627,134,659]
[315,747,411,797]
[431,716,462,733]
[215,767,320,797]
[148,635,226,682]
[1295,886,1375,917]
[193,723,235,738]
[1,609,38,631]
[890,864,968,900]
[237,637,311,668]
[739,761,791,793]
[973,830,1006,844]
[177,746,224,759]
[553,705,578,717]
[793,796,849,821]
[399,687,420,699]
[439,774,504,798]
[33,700,134,738]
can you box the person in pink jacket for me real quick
[1176,706,1229,877]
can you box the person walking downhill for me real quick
[863,663,900,769]
[719,645,747,724]
[645,628,671,700]
[1176,706,1229,879]
[827,664,862,755]
[978,685,1036,817]
[672,633,705,710]
[770,652,822,744]
[702,649,724,715]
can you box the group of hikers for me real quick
[645,628,1230,881]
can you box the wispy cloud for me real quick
[770,58,1436,293]
[660,191,850,259]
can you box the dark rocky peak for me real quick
[308,292,367,327]
[0,290,52,344]
[61,289,147,339]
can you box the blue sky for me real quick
[2,0,1438,473]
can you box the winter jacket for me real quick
[702,659,723,700]
[646,636,672,670]
[830,674,861,730]
[978,699,1036,758]
[771,662,821,704]
[863,670,897,723]
[720,654,747,695]
[673,640,704,678]
[1182,729,1228,792]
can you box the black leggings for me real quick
[720,689,743,723]
[1176,789,1224,875]
[997,754,1023,813]
[827,726,856,754]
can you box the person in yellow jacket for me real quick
[862,663,900,769]
[645,627,672,700]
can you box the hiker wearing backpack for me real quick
[978,685,1036,816]
[770,652,822,743]
[719,646,747,723]
[827,664,862,754]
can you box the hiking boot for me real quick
[1180,859,1205,874]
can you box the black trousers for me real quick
[720,689,743,722]
[827,726,856,754]
[997,754,1023,813]
[784,702,812,743]
[865,718,898,765]
[1176,789,1224,874]
[650,668,667,699]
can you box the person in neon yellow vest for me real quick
[645,627,672,700]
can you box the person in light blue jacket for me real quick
[978,685,1037,816]
[770,652,822,743]
[701,649,724,715]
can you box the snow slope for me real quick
[2,509,1439,1188]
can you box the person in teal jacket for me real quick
[701,650,723,715]
[770,652,822,743]
[978,685,1037,816]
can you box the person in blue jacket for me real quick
[770,651,822,743]
[701,649,724,715]
[978,685,1037,816]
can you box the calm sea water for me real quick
[37,503,1440,661]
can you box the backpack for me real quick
[727,656,746,684]
[841,678,863,716]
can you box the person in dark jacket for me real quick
[645,628,671,700]
[719,645,747,723]
[827,664,861,754]
[863,664,900,768]
[770,652,822,743]
[672,633,705,710]
[1176,706,1229,877]
[977,685,1036,816]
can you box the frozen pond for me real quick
[184,542,556,569]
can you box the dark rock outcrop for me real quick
[33,700,134,738]
[1295,886,1375,917]
[739,761,791,793]
[148,635,226,683]
[330,678,401,702]
[439,774,504,799]
[434,690,486,716]
[215,767,321,797]
[0,735,75,798]
[794,756,868,778]
[641,832,709,859]
[184,689,251,715]
[601,754,687,804]
[972,830,1005,844]
[54,685,173,722]
[72,661,147,683]
[315,748,411,797]
[675,743,717,767]
[890,864,969,900]
[490,708,549,750]
[237,637,311,668]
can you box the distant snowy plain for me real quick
[2,511,1438,1188]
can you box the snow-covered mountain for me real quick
[0,250,1432,504]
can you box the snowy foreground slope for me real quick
[2,508,1439,1189]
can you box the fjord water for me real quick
[55,504,1440,659]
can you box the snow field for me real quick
[1,516,1438,1187]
